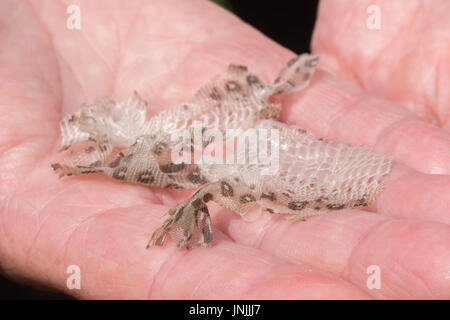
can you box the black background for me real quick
[0,0,319,300]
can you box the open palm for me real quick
[0,0,449,299]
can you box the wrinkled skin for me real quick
[0,0,449,299]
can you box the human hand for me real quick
[0,0,448,299]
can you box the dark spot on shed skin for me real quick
[288,56,299,67]
[353,201,368,207]
[187,170,207,185]
[99,144,108,152]
[159,162,186,173]
[273,89,285,95]
[259,105,280,119]
[90,160,102,167]
[86,146,96,153]
[210,87,222,100]
[165,183,183,189]
[261,192,276,202]
[220,181,233,197]
[246,75,260,86]
[192,198,203,209]
[327,204,346,210]
[287,80,296,87]
[202,224,212,243]
[288,201,308,211]
[109,156,121,168]
[239,194,256,203]
[137,170,154,184]
[81,169,97,174]
[304,57,319,68]
[265,208,275,214]
[230,64,248,72]
[112,167,127,180]
[203,193,213,203]
[353,195,369,207]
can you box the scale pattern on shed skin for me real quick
[51,53,392,249]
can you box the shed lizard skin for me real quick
[51,53,392,249]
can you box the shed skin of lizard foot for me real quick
[148,183,219,249]
[149,176,265,249]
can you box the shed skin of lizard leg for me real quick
[147,182,220,249]
[147,177,261,249]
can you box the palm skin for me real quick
[0,0,449,299]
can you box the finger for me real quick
[310,161,450,225]
[278,69,450,175]
[0,0,61,189]
[215,206,450,299]
[312,0,450,127]
[373,162,450,224]
[0,194,370,299]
